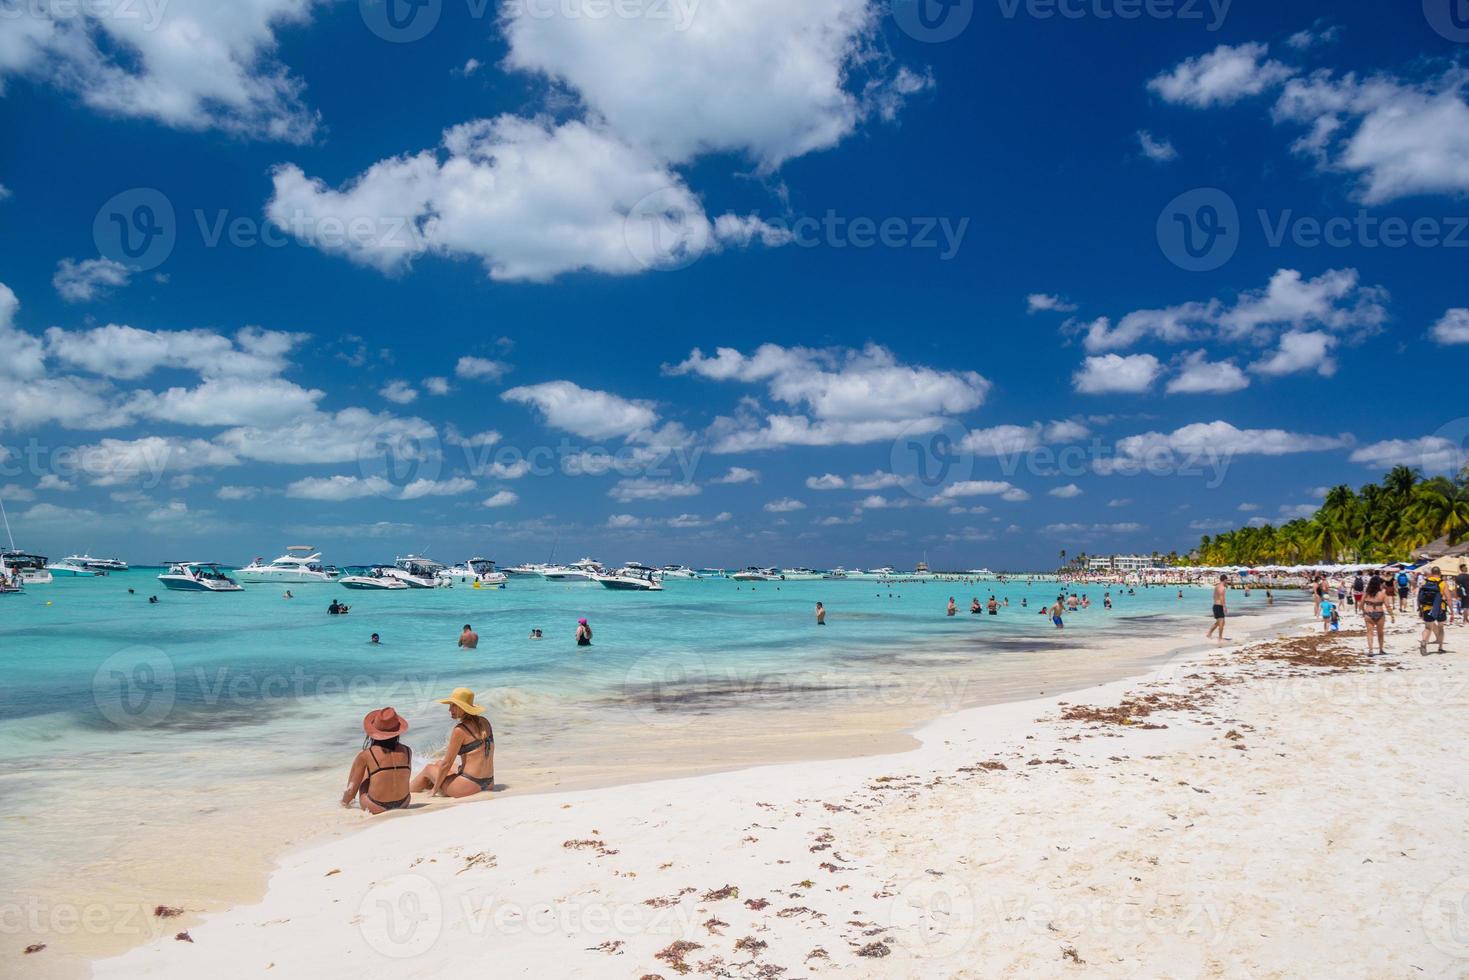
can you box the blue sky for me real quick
[0,0,1466,569]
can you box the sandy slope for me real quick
[80,614,1469,978]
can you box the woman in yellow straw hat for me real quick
[411,687,495,798]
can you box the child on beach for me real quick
[1320,597,1336,634]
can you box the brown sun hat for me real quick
[363,706,409,739]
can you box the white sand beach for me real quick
[74,609,1468,979]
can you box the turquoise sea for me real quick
[0,569,1295,964]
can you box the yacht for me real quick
[157,562,243,592]
[732,566,781,582]
[46,559,98,577]
[779,567,823,581]
[823,567,851,580]
[542,557,604,582]
[440,558,508,588]
[502,562,548,577]
[593,563,664,591]
[66,554,128,572]
[697,568,728,579]
[1,552,53,585]
[340,565,411,590]
[383,555,447,588]
[238,547,340,584]
[659,565,700,579]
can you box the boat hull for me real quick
[158,576,242,592]
[340,578,408,591]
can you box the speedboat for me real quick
[659,565,700,579]
[779,567,823,581]
[158,562,243,592]
[383,555,447,589]
[67,554,128,572]
[238,546,340,584]
[1,552,53,585]
[440,558,508,588]
[594,563,663,591]
[502,562,547,577]
[340,566,411,590]
[697,568,728,578]
[732,566,781,582]
[823,567,850,579]
[46,559,98,577]
[543,557,603,581]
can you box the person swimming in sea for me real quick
[370,633,380,645]
[411,688,494,799]
[947,597,957,617]
[576,618,592,645]
[459,624,478,649]
[341,707,412,813]
[815,602,826,625]
[970,598,981,614]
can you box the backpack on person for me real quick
[1418,579,1444,618]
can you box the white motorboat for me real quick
[543,557,604,582]
[46,560,98,577]
[238,546,340,584]
[823,567,851,579]
[731,566,781,582]
[1,552,53,585]
[594,563,663,591]
[158,562,243,592]
[697,568,728,579]
[383,555,447,589]
[778,567,823,581]
[659,565,700,579]
[502,563,547,577]
[340,566,411,590]
[440,558,508,588]
[66,554,128,572]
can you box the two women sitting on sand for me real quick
[341,687,495,813]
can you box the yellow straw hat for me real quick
[437,687,486,716]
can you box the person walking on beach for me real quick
[1456,563,1469,626]
[576,618,592,646]
[1395,569,1412,613]
[1418,568,1448,656]
[1360,575,1393,656]
[459,624,478,649]
[341,707,412,813]
[815,601,826,625]
[1050,597,1064,629]
[1206,574,1228,646]
[411,689,495,798]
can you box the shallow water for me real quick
[0,570,1292,968]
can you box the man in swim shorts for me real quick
[1205,574,1228,646]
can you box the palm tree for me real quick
[1406,478,1469,547]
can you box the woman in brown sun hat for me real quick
[340,707,413,813]
[410,688,496,798]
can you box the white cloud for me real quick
[1107,498,1132,508]
[500,0,912,171]
[1027,293,1078,314]
[45,323,305,380]
[1249,330,1337,377]
[1431,309,1469,345]
[422,376,451,396]
[806,473,847,490]
[456,356,509,381]
[938,480,1030,502]
[483,490,519,508]
[1048,483,1083,498]
[125,376,324,427]
[36,474,75,492]
[502,380,659,441]
[456,58,482,77]
[1166,351,1250,394]
[1238,503,1261,512]
[609,478,701,503]
[268,117,780,282]
[0,284,45,380]
[673,342,989,451]
[1073,354,1161,394]
[1137,130,1178,162]
[1278,504,1321,520]
[216,408,436,465]
[1350,437,1468,475]
[443,425,501,449]
[398,477,476,500]
[0,183,10,200]
[1148,42,1294,108]
[286,476,392,501]
[710,466,760,485]
[850,470,906,490]
[961,421,1088,457]
[70,436,241,487]
[53,257,131,303]
[1042,522,1144,535]
[477,459,532,480]
[1103,421,1346,472]
[764,497,807,513]
[380,381,418,404]
[1287,23,1341,49]
[0,0,322,140]
[217,485,261,501]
